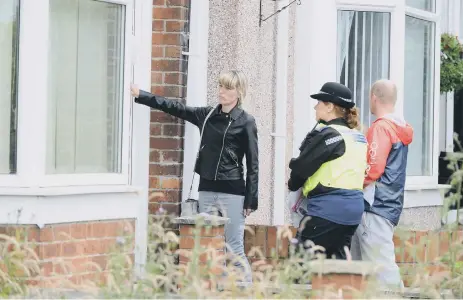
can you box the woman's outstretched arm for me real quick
[131,85,210,127]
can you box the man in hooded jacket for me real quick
[351,79,414,289]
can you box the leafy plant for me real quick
[441,33,463,93]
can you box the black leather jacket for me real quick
[135,90,259,210]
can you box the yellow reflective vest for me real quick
[302,124,368,197]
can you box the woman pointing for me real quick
[131,70,258,282]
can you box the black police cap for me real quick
[310,82,355,109]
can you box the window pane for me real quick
[0,0,19,174]
[337,11,390,127]
[406,0,435,12]
[47,0,126,174]
[404,16,434,176]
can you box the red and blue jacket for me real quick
[363,114,414,225]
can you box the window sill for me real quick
[0,185,144,226]
[0,185,142,197]
[403,185,448,209]
[405,184,451,191]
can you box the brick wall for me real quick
[0,219,135,288]
[244,225,463,287]
[149,0,190,217]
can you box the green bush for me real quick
[441,33,463,93]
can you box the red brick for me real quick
[150,150,161,163]
[149,164,182,176]
[153,0,165,5]
[165,46,181,58]
[163,124,183,136]
[267,226,277,258]
[161,177,181,189]
[41,262,53,277]
[70,223,87,240]
[61,241,84,257]
[166,20,185,32]
[245,225,267,258]
[152,72,163,84]
[90,255,108,271]
[150,123,163,136]
[164,72,181,85]
[311,274,368,298]
[153,7,184,20]
[149,177,161,189]
[152,46,164,57]
[150,137,182,150]
[151,59,181,72]
[179,250,225,264]
[167,0,188,6]
[152,33,179,46]
[152,20,164,31]
[151,85,182,98]
[148,202,179,215]
[439,230,452,255]
[426,232,440,263]
[162,150,183,163]
[53,224,72,241]
[41,244,60,259]
[40,227,54,243]
[151,110,181,123]
[179,225,225,237]
[180,236,225,249]
[149,190,181,202]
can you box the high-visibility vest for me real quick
[302,124,368,197]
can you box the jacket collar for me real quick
[213,104,244,120]
[320,117,348,127]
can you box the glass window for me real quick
[47,0,126,174]
[404,16,434,176]
[337,11,391,127]
[0,0,19,174]
[406,0,435,12]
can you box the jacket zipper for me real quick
[228,149,239,167]
[215,120,233,180]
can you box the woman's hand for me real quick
[243,209,252,217]
[130,84,140,98]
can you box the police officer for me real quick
[288,82,367,260]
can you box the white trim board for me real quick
[0,191,141,227]
[181,0,210,202]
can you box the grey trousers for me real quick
[351,212,404,289]
[198,191,252,282]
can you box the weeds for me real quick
[0,148,463,298]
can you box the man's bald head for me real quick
[370,79,397,106]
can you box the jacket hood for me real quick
[379,114,414,146]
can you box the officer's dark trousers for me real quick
[296,215,358,259]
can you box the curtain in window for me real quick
[337,11,390,128]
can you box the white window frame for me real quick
[403,2,440,187]
[0,0,134,188]
[293,0,440,190]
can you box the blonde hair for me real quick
[218,70,248,105]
